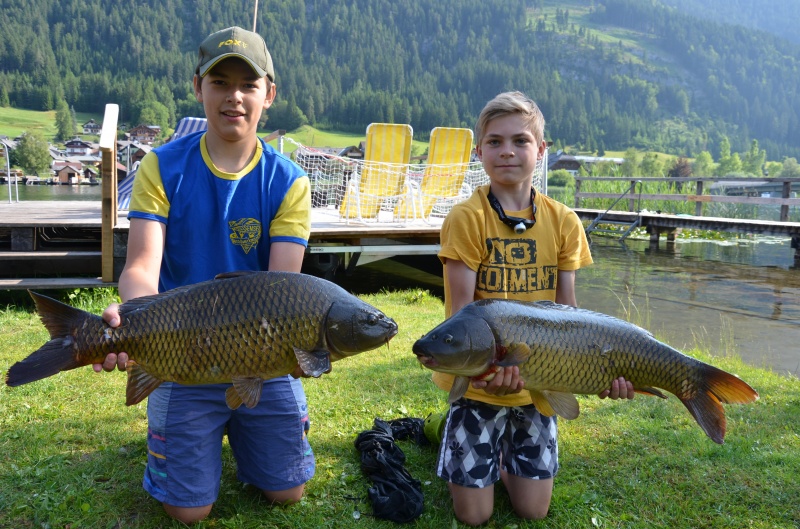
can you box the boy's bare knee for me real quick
[163,503,213,524]
[263,483,305,505]
[513,503,550,520]
[455,510,492,526]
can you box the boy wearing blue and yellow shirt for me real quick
[97,27,312,523]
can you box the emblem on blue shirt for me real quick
[229,218,262,254]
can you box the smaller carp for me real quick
[413,299,758,443]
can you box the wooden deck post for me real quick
[781,181,792,222]
[99,104,119,283]
[627,179,637,212]
[695,180,704,216]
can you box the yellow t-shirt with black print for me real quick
[434,184,593,407]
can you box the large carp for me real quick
[6,271,398,409]
[412,299,758,444]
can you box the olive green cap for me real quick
[196,26,274,81]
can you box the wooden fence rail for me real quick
[574,176,800,221]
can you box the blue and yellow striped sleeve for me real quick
[128,152,170,224]
[270,175,311,244]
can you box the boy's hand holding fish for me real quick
[472,364,634,400]
[93,303,127,372]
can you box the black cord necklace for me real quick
[487,188,537,234]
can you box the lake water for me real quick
[2,182,102,202]
[339,237,800,378]
[6,183,799,377]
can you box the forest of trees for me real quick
[658,0,800,44]
[1,0,799,161]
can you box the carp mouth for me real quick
[411,341,439,369]
[413,352,440,369]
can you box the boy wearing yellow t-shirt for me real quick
[434,91,634,526]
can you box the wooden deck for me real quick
[574,208,800,239]
[0,201,443,289]
[2,200,799,290]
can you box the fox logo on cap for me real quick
[219,39,247,49]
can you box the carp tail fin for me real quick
[5,292,95,386]
[5,337,83,386]
[704,364,759,405]
[29,290,93,340]
[681,363,759,444]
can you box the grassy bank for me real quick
[1,288,798,528]
[0,107,102,140]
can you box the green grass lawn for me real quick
[0,107,104,141]
[0,107,57,139]
[0,106,431,158]
[1,287,798,528]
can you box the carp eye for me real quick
[443,334,453,344]
[366,314,378,325]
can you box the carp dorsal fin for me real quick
[228,377,264,409]
[530,389,580,420]
[119,284,196,314]
[448,376,471,404]
[214,270,257,280]
[294,348,332,378]
[125,361,164,406]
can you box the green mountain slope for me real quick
[658,0,800,44]
[0,0,798,159]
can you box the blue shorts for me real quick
[436,398,558,488]
[143,375,315,507]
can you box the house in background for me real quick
[64,138,94,157]
[117,141,151,167]
[0,136,18,156]
[127,125,161,144]
[83,165,99,181]
[48,145,67,160]
[548,151,625,175]
[82,119,102,135]
[53,161,84,184]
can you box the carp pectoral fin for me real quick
[531,389,580,419]
[496,343,531,367]
[636,386,668,399]
[448,376,470,404]
[125,361,164,406]
[294,348,332,377]
[229,377,264,409]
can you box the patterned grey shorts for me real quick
[436,398,558,488]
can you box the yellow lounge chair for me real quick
[394,127,473,221]
[339,123,413,221]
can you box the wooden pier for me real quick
[574,208,800,246]
[2,199,799,290]
[0,200,444,289]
